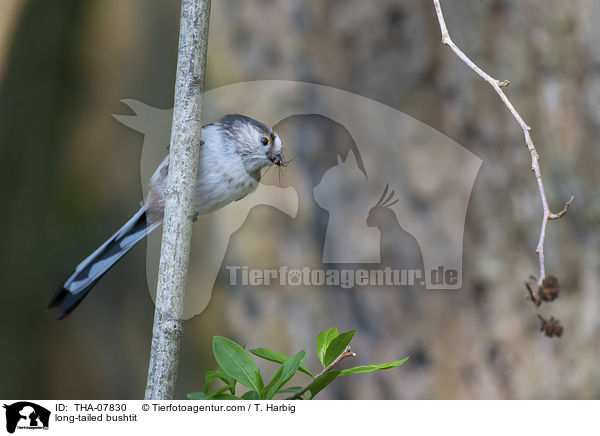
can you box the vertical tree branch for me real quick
[431,0,573,285]
[144,0,211,400]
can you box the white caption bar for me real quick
[1,400,595,435]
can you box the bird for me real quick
[48,114,284,319]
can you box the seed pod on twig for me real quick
[539,276,559,302]
[538,315,563,338]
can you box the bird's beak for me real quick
[269,152,283,166]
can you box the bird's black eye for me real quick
[261,136,270,146]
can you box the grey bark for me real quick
[144,0,211,400]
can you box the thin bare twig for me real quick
[525,281,539,307]
[432,0,574,284]
[287,346,356,400]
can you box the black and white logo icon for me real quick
[3,402,50,434]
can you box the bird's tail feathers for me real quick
[48,206,159,319]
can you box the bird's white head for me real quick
[217,114,283,174]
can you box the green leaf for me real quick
[204,371,219,394]
[216,367,235,386]
[204,367,236,394]
[323,330,355,367]
[249,347,313,377]
[316,328,339,367]
[211,394,242,400]
[241,390,260,400]
[307,370,341,399]
[188,391,242,400]
[212,384,236,396]
[257,369,265,393]
[213,336,262,392]
[340,357,409,375]
[262,365,284,399]
[276,386,303,394]
[188,392,212,400]
[265,350,306,399]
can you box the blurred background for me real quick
[0,0,598,399]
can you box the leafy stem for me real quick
[189,327,408,400]
[286,346,356,400]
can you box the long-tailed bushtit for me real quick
[48,114,283,319]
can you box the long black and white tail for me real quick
[48,206,159,319]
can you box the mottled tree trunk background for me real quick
[0,0,598,399]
